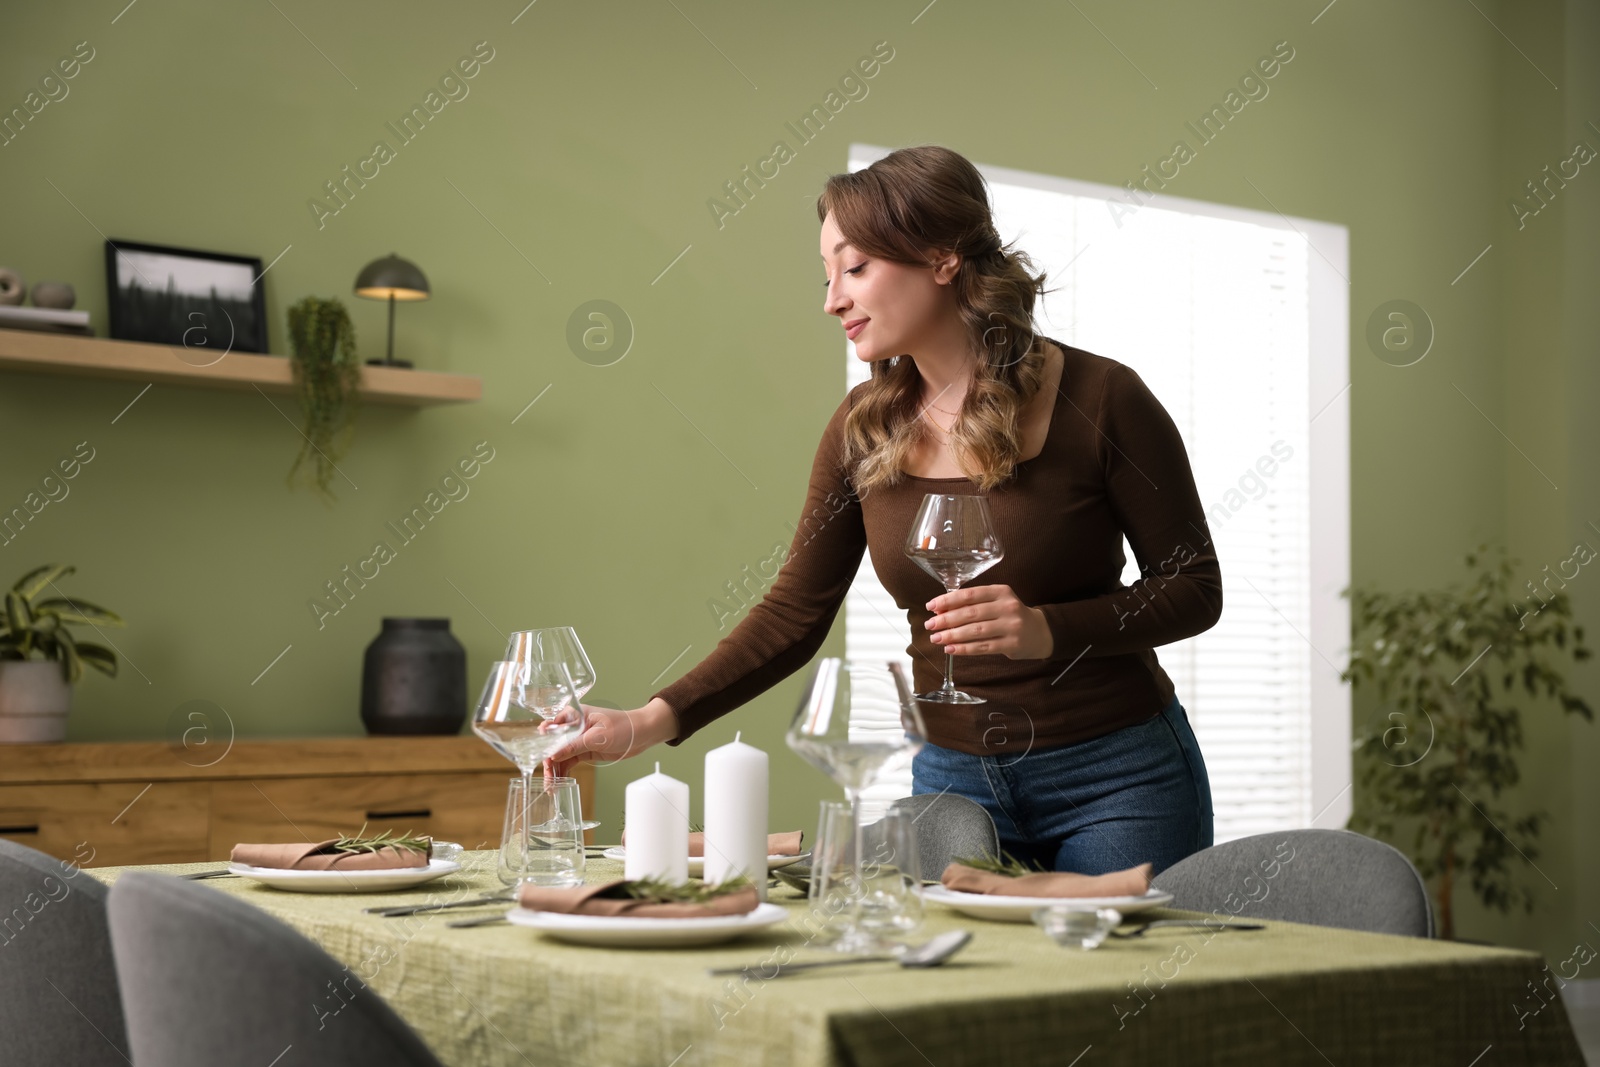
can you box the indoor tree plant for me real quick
[0,564,122,743]
[286,295,361,501]
[1342,542,1592,939]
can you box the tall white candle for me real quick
[703,731,769,902]
[624,761,689,885]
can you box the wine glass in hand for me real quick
[472,656,586,847]
[506,627,601,829]
[903,493,1003,704]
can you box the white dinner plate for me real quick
[601,848,806,877]
[923,884,1173,922]
[507,901,789,947]
[226,858,460,894]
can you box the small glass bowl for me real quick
[1032,905,1123,950]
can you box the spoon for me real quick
[706,930,972,977]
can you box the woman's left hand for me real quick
[925,584,1055,660]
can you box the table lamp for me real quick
[353,253,430,368]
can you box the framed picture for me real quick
[104,239,268,355]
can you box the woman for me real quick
[551,144,1221,876]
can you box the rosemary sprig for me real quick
[619,819,703,836]
[330,823,432,856]
[953,849,1049,877]
[616,873,753,904]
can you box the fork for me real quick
[365,893,513,916]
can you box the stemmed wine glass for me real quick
[472,653,585,863]
[786,658,926,954]
[505,627,601,830]
[903,493,1004,704]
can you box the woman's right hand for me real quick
[546,697,679,779]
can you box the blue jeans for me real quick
[911,694,1213,877]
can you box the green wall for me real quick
[1480,0,1600,964]
[0,0,1592,958]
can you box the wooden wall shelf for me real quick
[0,328,480,407]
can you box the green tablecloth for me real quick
[88,852,1585,1066]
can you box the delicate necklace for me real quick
[920,408,957,435]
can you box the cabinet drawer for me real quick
[0,782,211,867]
[209,773,512,859]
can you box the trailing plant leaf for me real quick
[32,597,124,627]
[58,628,81,685]
[14,563,73,602]
[286,295,361,501]
[75,642,118,679]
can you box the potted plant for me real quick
[1342,542,1593,939]
[0,564,123,743]
[286,295,361,501]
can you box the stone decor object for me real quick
[0,267,24,306]
[30,280,76,309]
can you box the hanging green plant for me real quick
[285,295,361,500]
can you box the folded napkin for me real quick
[230,839,431,871]
[518,879,759,918]
[618,830,804,857]
[940,861,1152,898]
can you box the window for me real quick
[844,144,1351,840]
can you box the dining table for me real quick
[86,851,1587,1066]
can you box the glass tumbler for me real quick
[856,809,924,937]
[498,776,585,888]
[804,800,858,946]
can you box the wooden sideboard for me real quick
[0,737,593,867]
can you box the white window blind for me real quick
[843,145,1350,841]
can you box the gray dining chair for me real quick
[0,838,131,1066]
[1151,828,1434,937]
[890,792,1002,880]
[107,871,445,1067]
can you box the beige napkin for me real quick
[619,830,804,857]
[230,839,430,871]
[940,861,1152,898]
[518,879,759,918]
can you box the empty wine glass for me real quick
[903,493,1004,704]
[472,657,585,861]
[505,628,595,705]
[506,627,601,830]
[786,658,926,954]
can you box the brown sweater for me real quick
[655,341,1223,755]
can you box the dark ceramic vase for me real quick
[360,618,466,735]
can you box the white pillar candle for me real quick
[624,762,689,885]
[703,731,769,902]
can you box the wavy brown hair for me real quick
[817,144,1051,493]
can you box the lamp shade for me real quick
[354,254,430,301]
